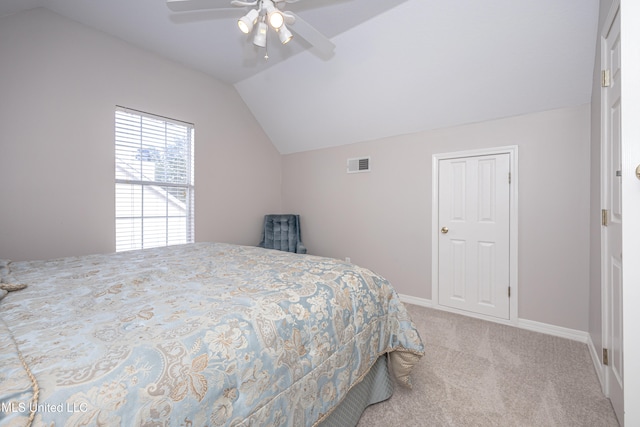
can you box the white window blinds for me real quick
[115,107,194,252]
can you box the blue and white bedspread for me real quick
[0,242,424,426]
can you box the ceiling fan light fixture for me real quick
[278,24,293,45]
[253,20,268,47]
[265,1,284,29]
[282,11,295,26]
[238,8,259,34]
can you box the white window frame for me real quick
[115,106,195,252]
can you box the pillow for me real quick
[0,259,27,300]
[0,283,27,302]
[0,283,27,292]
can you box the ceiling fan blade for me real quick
[286,11,335,57]
[167,0,239,12]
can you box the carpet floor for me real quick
[357,304,620,427]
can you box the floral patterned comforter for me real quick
[0,242,424,426]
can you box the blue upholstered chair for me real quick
[258,214,307,254]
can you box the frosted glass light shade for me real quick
[238,9,259,34]
[253,21,268,47]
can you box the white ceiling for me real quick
[0,0,599,154]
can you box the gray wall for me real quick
[0,8,282,261]
[0,7,597,336]
[282,105,591,331]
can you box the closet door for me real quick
[438,153,511,320]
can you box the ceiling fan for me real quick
[166,0,336,58]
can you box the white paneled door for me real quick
[602,2,623,423]
[438,154,511,319]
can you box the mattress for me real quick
[0,242,423,426]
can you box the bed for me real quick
[0,242,424,426]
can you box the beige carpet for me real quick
[357,304,620,427]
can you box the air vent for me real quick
[347,157,370,173]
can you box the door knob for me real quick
[441,227,449,234]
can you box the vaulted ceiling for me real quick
[0,0,599,154]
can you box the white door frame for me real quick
[432,145,519,324]
[620,1,640,425]
[601,0,624,420]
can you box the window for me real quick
[115,107,194,252]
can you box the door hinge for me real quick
[508,286,511,298]
[508,172,511,184]
[603,348,609,366]
[602,209,609,226]
[602,69,611,87]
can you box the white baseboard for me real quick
[516,318,589,343]
[398,294,606,394]
[398,294,432,308]
[398,294,589,343]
